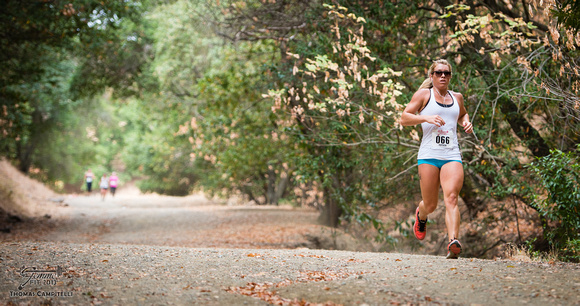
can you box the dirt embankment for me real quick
[0,159,65,234]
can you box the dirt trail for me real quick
[36,190,323,249]
[1,190,580,305]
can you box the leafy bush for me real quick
[530,145,580,262]
[137,153,198,196]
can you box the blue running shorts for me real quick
[418,159,462,169]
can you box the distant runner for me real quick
[99,173,109,201]
[400,59,473,259]
[109,172,119,197]
[84,169,95,194]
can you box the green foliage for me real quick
[117,92,198,196]
[0,0,154,183]
[530,146,580,262]
[191,42,298,203]
[134,0,299,201]
[552,0,580,32]
[63,1,152,98]
[137,150,198,196]
[262,2,428,230]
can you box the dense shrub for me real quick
[530,145,580,262]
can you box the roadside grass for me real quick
[506,243,559,263]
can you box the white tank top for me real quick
[417,88,462,161]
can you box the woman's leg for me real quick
[439,162,464,240]
[418,164,441,219]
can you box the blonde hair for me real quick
[418,59,453,90]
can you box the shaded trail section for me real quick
[28,191,324,249]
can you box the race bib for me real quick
[431,129,453,149]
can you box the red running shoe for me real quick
[413,207,427,240]
[446,239,462,259]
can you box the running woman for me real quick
[99,173,109,201]
[84,169,95,194]
[109,172,119,197]
[400,59,473,259]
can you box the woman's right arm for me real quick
[400,89,445,127]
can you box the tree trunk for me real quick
[460,173,487,220]
[272,170,292,205]
[498,95,550,157]
[15,109,46,174]
[266,167,276,204]
[16,139,34,174]
[318,187,342,227]
[243,187,263,205]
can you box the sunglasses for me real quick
[433,70,452,77]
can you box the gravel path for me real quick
[34,193,323,249]
[1,192,579,305]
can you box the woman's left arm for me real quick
[455,92,473,134]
